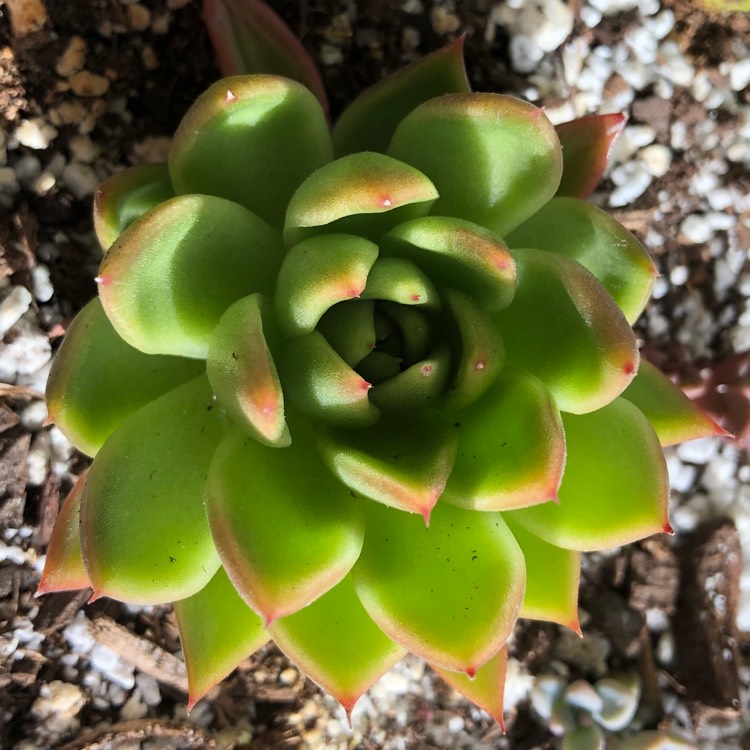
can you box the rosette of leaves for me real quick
[39,0,725,721]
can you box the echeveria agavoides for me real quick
[40,0,723,725]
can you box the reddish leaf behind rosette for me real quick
[36,471,90,596]
[431,648,508,727]
[555,113,626,199]
[203,0,328,114]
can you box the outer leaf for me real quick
[270,576,406,714]
[203,0,328,113]
[623,360,728,446]
[389,94,562,237]
[206,427,365,625]
[494,249,639,414]
[382,217,516,311]
[169,75,332,228]
[505,197,657,324]
[36,471,90,596]
[93,163,174,251]
[555,113,626,199]
[174,566,268,710]
[80,377,224,604]
[284,153,438,247]
[46,299,203,457]
[431,648,507,727]
[333,36,470,156]
[275,234,379,337]
[504,517,580,631]
[353,501,525,674]
[207,295,288,447]
[98,195,283,359]
[510,397,670,551]
[315,413,458,522]
[441,371,565,511]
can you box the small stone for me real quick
[62,162,99,199]
[167,0,192,8]
[320,43,343,66]
[127,4,151,31]
[609,162,652,208]
[639,144,671,177]
[676,437,719,465]
[279,667,299,686]
[55,36,87,77]
[669,265,689,287]
[120,689,148,720]
[68,134,100,163]
[680,215,713,244]
[69,70,110,97]
[14,118,58,150]
[448,716,465,732]
[402,0,423,12]
[430,6,460,35]
[33,171,56,195]
[31,265,54,303]
[730,58,750,92]
[141,45,159,71]
[509,36,544,74]
[5,0,48,36]
[151,12,171,34]
[0,286,33,337]
[31,681,86,734]
[14,154,42,187]
[130,136,172,163]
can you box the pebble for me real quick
[56,36,87,78]
[608,161,652,207]
[666,454,697,493]
[668,265,689,287]
[639,144,671,177]
[5,0,48,36]
[62,162,99,199]
[0,319,51,381]
[14,118,58,150]
[730,58,750,92]
[676,437,720,466]
[14,154,42,188]
[127,4,152,31]
[679,215,714,244]
[69,71,110,97]
[279,667,299,686]
[31,681,87,734]
[68,134,101,163]
[0,286,33,337]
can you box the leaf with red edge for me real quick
[203,0,328,113]
[333,36,470,156]
[270,575,405,715]
[174,566,268,710]
[36,471,90,596]
[623,360,729,446]
[431,648,508,727]
[555,114,627,199]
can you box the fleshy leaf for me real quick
[206,426,365,625]
[382,216,516,311]
[98,194,283,359]
[80,377,223,603]
[93,163,174,251]
[333,36,470,156]
[46,299,204,457]
[505,197,656,324]
[275,234,379,337]
[441,288,505,411]
[504,517,580,631]
[203,0,328,113]
[494,248,639,414]
[207,294,288,447]
[431,648,507,727]
[623,360,728,446]
[353,501,525,674]
[315,413,458,522]
[380,303,432,364]
[441,371,565,511]
[388,94,562,237]
[174,566,269,710]
[281,331,380,427]
[316,301,376,367]
[169,75,332,228]
[284,153,438,246]
[270,575,406,714]
[36,471,90,596]
[509,397,669,551]
[555,113,626,199]
[361,257,439,308]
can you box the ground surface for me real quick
[1,0,749,748]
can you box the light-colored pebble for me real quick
[0,286,33,337]
[127,4,152,31]
[679,215,713,244]
[55,36,87,78]
[69,71,110,97]
[14,118,58,150]
[62,162,99,199]
[639,144,671,177]
[68,134,101,163]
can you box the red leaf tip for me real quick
[224,89,237,103]
[662,521,675,536]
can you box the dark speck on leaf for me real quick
[207,404,213,411]
[169,556,176,563]
[232,352,238,359]
[453,422,460,428]
[472,555,478,561]
[501,441,507,447]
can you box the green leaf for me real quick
[98,194,283,359]
[431,648,507,727]
[509,398,669,551]
[504,517,581,631]
[316,413,458,522]
[505,197,656,324]
[284,152,438,246]
[204,0,328,113]
[388,94,562,237]
[93,163,174,251]
[174,566,268,710]
[270,575,405,714]
[80,377,224,604]
[169,75,332,228]
[36,471,90,596]
[555,113,626,199]
[275,234,379,337]
[316,301,376,367]
[441,371,565,511]
[494,249,639,414]
[281,331,380,427]
[46,299,204,457]
[382,216,516,311]
[353,501,525,674]
[333,36,470,156]
[207,294,288,447]
[206,427,365,625]
[361,257,439,308]
[622,360,728,446]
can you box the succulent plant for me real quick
[38,0,725,724]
